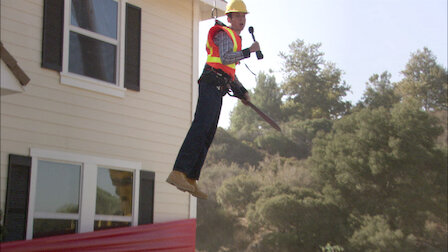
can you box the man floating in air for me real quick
[166,0,260,199]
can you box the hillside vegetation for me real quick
[196,42,447,252]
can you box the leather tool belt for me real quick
[198,65,232,88]
[198,65,248,98]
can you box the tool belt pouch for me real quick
[229,82,247,99]
[199,65,231,87]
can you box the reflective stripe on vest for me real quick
[206,25,242,80]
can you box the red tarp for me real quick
[0,219,196,252]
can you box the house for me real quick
[1,0,226,249]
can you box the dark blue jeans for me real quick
[173,79,223,180]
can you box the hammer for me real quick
[248,26,264,60]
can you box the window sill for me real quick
[60,72,125,98]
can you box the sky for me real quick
[198,0,448,129]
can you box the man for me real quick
[166,0,260,199]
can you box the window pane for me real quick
[35,161,80,214]
[71,0,118,39]
[33,219,77,238]
[69,31,117,83]
[96,168,133,216]
[94,220,130,231]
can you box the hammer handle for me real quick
[250,31,263,59]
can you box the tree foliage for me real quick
[396,47,447,111]
[217,174,262,216]
[230,72,283,142]
[197,44,447,252]
[206,127,263,166]
[247,189,349,251]
[283,118,333,158]
[360,71,401,109]
[348,215,416,252]
[311,101,447,250]
[280,39,351,120]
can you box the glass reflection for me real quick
[35,160,81,214]
[33,219,77,238]
[96,168,133,216]
[69,31,117,83]
[94,220,130,231]
[71,0,118,39]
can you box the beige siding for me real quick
[1,0,197,223]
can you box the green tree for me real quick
[348,215,416,252]
[228,88,259,141]
[251,72,283,122]
[360,71,400,109]
[253,118,333,159]
[196,163,250,251]
[246,188,348,251]
[256,155,314,189]
[217,174,262,216]
[206,127,263,166]
[280,39,350,120]
[198,162,244,201]
[283,118,333,158]
[396,47,447,111]
[311,101,447,250]
[196,199,245,252]
[229,72,282,141]
[254,131,300,158]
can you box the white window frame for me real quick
[27,148,141,240]
[32,159,83,237]
[60,0,127,98]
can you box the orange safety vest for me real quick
[206,25,242,80]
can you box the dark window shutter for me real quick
[3,154,32,242]
[41,0,64,71]
[138,170,155,225]
[124,3,141,91]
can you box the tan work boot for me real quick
[166,171,195,192]
[187,178,208,199]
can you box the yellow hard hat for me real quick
[225,0,248,14]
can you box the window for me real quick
[94,167,133,230]
[26,149,146,240]
[61,0,123,96]
[33,160,81,238]
[5,152,154,241]
[41,0,141,97]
